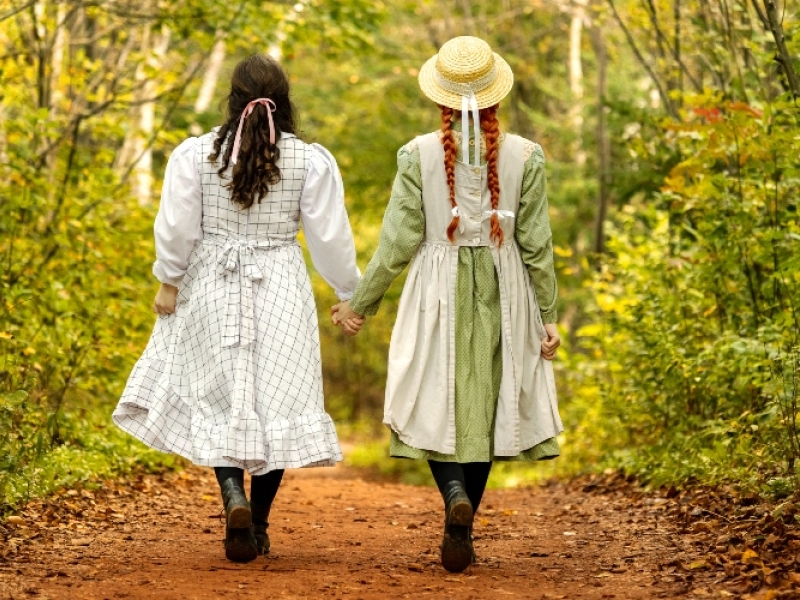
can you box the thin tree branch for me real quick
[606,0,677,117]
[0,0,35,24]
[760,0,800,97]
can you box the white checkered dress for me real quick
[113,132,343,474]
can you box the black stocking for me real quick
[462,462,492,513]
[250,469,284,506]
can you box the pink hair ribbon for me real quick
[230,98,277,165]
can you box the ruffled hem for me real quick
[113,358,342,475]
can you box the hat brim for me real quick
[418,52,514,110]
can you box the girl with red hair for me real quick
[333,37,563,572]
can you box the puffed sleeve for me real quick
[516,143,558,323]
[152,137,202,287]
[300,144,361,300]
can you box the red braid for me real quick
[440,105,459,242]
[480,104,503,246]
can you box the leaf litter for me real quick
[0,467,797,599]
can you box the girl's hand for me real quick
[331,301,366,337]
[153,283,179,316]
[541,323,560,360]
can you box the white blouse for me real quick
[152,137,361,300]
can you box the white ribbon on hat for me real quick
[461,92,481,168]
[434,64,499,168]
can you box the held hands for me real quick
[541,323,561,361]
[331,301,366,337]
[153,283,179,316]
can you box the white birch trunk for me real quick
[50,2,67,114]
[569,0,587,167]
[133,24,170,206]
[194,35,226,114]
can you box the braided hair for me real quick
[440,103,503,246]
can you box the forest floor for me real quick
[1,463,798,600]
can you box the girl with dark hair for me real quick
[114,54,361,563]
[333,37,563,573]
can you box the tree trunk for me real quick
[194,35,226,114]
[569,0,587,167]
[132,24,170,206]
[591,19,610,255]
[760,0,800,97]
[50,2,67,114]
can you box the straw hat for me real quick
[418,36,514,110]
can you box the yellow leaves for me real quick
[702,305,717,318]
[553,245,573,258]
[741,549,761,565]
[22,347,36,356]
[662,173,686,194]
[0,332,13,340]
[576,323,604,338]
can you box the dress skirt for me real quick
[113,238,343,475]
[389,246,560,463]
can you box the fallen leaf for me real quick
[741,549,761,565]
[5,516,25,526]
[70,538,92,546]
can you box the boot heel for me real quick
[227,504,252,529]
[448,499,473,527]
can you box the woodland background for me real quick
[1,0,798,510]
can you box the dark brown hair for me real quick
[209,54,297,209]
[440,103,503,246]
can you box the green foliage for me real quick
[0,394,179,511]
[561,92,800,491]
[0,0,386,506]
[0,100,160,505]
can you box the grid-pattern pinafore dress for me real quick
[113,132,343,474]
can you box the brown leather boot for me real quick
[440,480,474,572]
[219,479,257,562]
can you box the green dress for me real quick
[349,123,560,463]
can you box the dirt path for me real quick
[0,464,788,599]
